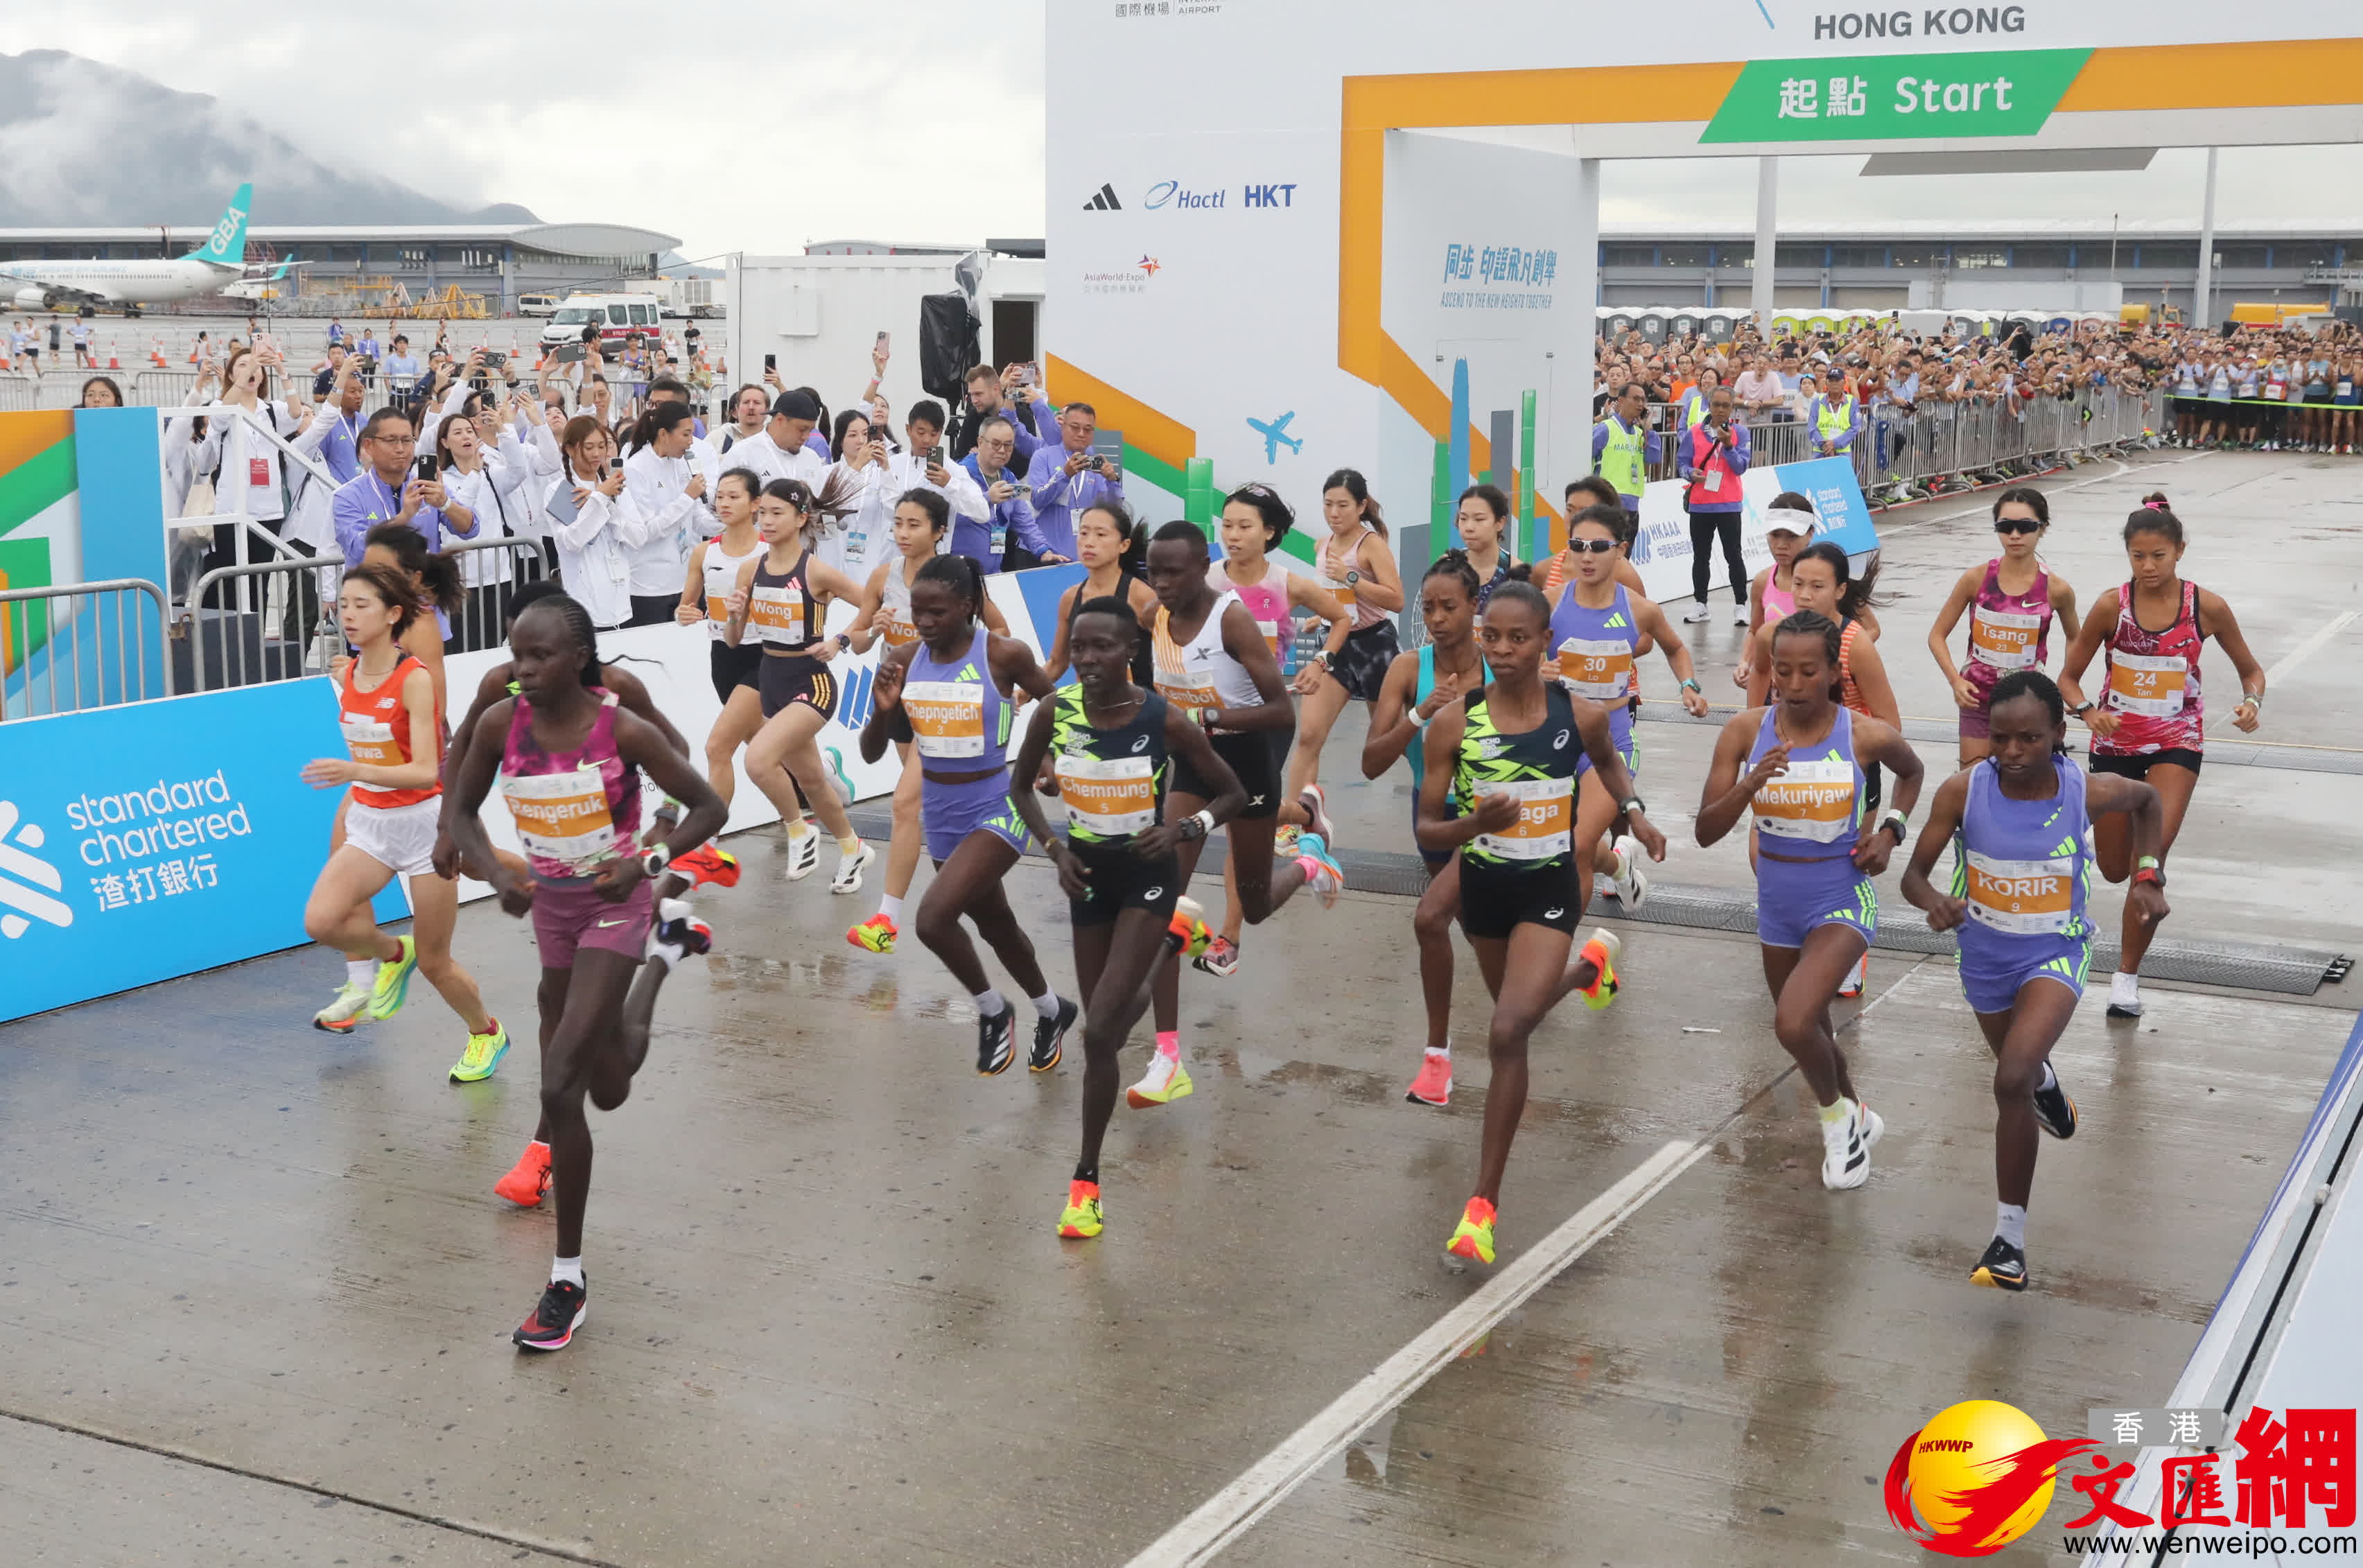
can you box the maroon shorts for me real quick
[530,876,653,970]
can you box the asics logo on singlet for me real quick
[1544,907,1564,920]
[1144,887,1162,900]
[0,801,72,940]
[1552,730,1571,749]
[1131,735,1150,753]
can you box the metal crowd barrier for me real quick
[443,537,552,653]
[182,557,342,694]
[0,578,174,717]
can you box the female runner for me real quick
[860,555,1072,1072]
[724,476,873,891]
[1547,503,1710,912]
[2057,494,2265,1019]
[1196,483,1347,975]
[844,490,1012,955]
[1417,575,1667,1266]
[1697,610,1924,1192]
[1284,469,1404,835]
[1042,500,1158,684]
[1926,487,2082,767]
[1900,670,2168,1291]
[1449,485,1521,607]
[445,592,726,1351]
[1733,493,1817,691]
[300,564,505,1079]
[1133,521,1343,1108]
[671,467,776,805]
[1361,552,1486,1106]
[1005,597,1246,1241]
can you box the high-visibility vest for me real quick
[1596,417,1646,496]
[1816,396,1856,443]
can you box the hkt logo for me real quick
[0,799,73,940]
[1883,1400,2097,1556]
[1135,180,1299,211]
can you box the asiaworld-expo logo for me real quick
[0,798,73,940]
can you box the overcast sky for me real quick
[0,5,2355,254]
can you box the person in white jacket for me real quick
[823,407,899,578]
[543,415,648,630]
[878,399,986,577]
[433,407,530,647]
[620,403,715,626]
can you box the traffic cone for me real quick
[106,336,119,369]
[150,338,167,367]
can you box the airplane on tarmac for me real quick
[223,258,306,302]
[1247,410,1302,463]
[0,184,253,315]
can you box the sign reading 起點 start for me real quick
[1700,47,2091,143]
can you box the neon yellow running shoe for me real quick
[1126,1053,1193,1108]
[448,1018,510,1083]
[1445,1196,1497,1265]
[1574,927,1621,1011]
[364,935,419,1022]
[846,912,898,954]
[1165,895,1211,959]
[1057,1179,1104,1239]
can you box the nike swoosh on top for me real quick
[595,918,626,928]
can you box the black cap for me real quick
[771,389,821,421]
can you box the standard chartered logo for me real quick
[0,799,73,940]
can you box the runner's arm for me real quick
[1573,695,1666,861]
[604,710,728,894]
[1004,699,1064,853]
[1849,716,1926,874]
[842,561,890,654]
[1897,769,1971,923]
[1351,532,1404,614]
[2048,572,2082,647]
[1359,651,1424,778]
[1744,625,1775,708]
[1847,633,1903,729]
[446,701,524,909]
[1412,706,1483,853]
[1041,585,1078,681]
[1631,596,1707,715]
[1694,710,1771,848]
[674,541,709,627]
[859,644,917,764]
[1924,566,1981,693]
[2197,589,2267,731]
[989,631,1057,704]
[2052,586,2118,723]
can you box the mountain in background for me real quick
[0,49,537,227]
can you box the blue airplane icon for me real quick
[1247,410,1302,464]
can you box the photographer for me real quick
[1022,401,1124,561]
[1677,385,1751,627]
[950,362,1054,463]
[957,414,1063,573]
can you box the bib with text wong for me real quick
[1472,776,1573,860]
[748,584,808,643]
[501,766,618,869]
[905,681,986,760]
[1055,754,1157,837]
[2107,652,2187,717]
[1753,757,1856,844]
[1962,850,2076,936]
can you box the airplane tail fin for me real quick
[184,184,252,268]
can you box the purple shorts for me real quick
[530,875,654,969]
[922,767,1030,863]
[1958,704,1991,741]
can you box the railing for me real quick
[183,557,341,694]
[442,537,552,652]
[0,578,174,718]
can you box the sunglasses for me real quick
[1566,537,1619,555]
[1994,516,2043,534]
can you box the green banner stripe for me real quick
[0,439,78,539]
[1700,48,2091,143]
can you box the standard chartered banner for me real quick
[1625,455,1881,607]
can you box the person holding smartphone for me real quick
[878,399,988,578]
[1022,401,1124,561]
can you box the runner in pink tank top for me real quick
[1928,488,2083,766]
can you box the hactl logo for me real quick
[1883,1400,2098,1556]
[1131,180,1298,211]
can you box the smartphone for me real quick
[764,352,777,372]
[552,341,587,365]
[482,350,507,369]
[604,458,620,478]
[875,331,890,354]
[415,455,437,482]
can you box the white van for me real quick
[518,294,560,317]
[539,293,666,349]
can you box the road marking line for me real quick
[2263,609,2360,688]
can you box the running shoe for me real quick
[1030,998,1079,1073]
[975,1004,1018,1076]
[363,935,419,1022]
[673,843,740,889]
[846,912,898,953]
[1608,842,1649,912]
[1405,1051,1453,1107]
[494,1140,552,1208]
[829,839,875,895]
[1970,1236,2028,1293]
[1126,1052,1193,1108]
[1296,833,1345,909]
[1192,935,1241,977]
[1165,895,1212,958]
[1298,783,1336,844]
[652,900,713,960]
[1732,603,1751,625]
[2105,971,2143,1019]
[1681,602,1711,625]
[2032,1068,2079,1140]
[1860,1099,1885,1151]
[513,1276,587,1350]
[448,1018,510,1083]
[1271,824,1302,857]
[784,827,820,882]
[823,747,855,806]
[1057,1179,1104,1239]
[1820,1099,1871,1191]
[313,981,371,1034]
[1445,1196,1497,1265]
[1574,927,1621,1011]
[1838,951,1869,1000]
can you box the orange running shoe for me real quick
[494,1140,552,1208]
[674,844,740,889]
[1404,1051,1453,1107]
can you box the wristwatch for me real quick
[1878,808,1910,845]
[2070,700,2096,717]
[1618,795,1647,819]
[639,845,672,879]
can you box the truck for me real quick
[626,276,722,319]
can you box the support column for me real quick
[2195,146,2218,329]
[1551,156,1601,536]
[1752,156,1779,332]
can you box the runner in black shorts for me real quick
[1006,596,1247,1242]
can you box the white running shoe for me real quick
[1681,602,1712,625]
[1609,842,1649,911]
[830,839,875,894]
[2106,971,2143,1018]
[1838,951,1869,1000]
[1732,603,1752,625]
[784,827,820,882]
[312,981,371,1034]
[1820,1099,1872,1191]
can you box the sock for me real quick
[1425,1044,1451,1061]
[1073,1162,1098,1186]
[837,834,862,855]
[550,1255,584,1288]
[878,894,904,923]
[2037,1059,2058,1092]
[973,986,1007,1018]
[1995,1203,2028,1250]
[1155,1029,1180,1062]
[1817,1097,1851,1126]
[785,817,814,839]
[1031,991,1061,1019]
[346,959,375,988]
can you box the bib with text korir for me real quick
[1962,849,2077,936]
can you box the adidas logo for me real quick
[1605,613,1628,629]
[0,799,73,940]
[957,663,982,682]
[1083,183,1122,212]
[2052,836,2079,857]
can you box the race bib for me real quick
[1472,776,1573,861]
[1153,657,1219,720]
[340,716,400,769]
[1320,574,1357,612]
[1555,637,1634,701]
[1752,756,1857,844]
[1254,618,1283,656]
[1968,606,2043,671]
[501,765,617,869]
[1056,754,1157,837]
[1963,850,2077,935]
[882,608,918,648]
[905,680,986,759]
[704,593,732,625]
[748,584,808,643]
[2107,652,2187,718]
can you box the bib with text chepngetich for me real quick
[1472,777,1573,860]
[500,766,618,870]
[2107,651,2187,718]
[747,584,808,644]
[904,681,986,760]
[341,716,400,769]
[1969,606,2042,670]
[1962,850,2076,936]
[1054,754,1156,837]
[1752,756,1856,844]
[1555,637,1634,702]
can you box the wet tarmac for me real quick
[1,450,2357,1566]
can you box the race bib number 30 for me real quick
[1555,637,1634,701]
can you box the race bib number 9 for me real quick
[1963,850,2076,936]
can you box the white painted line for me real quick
[2262,609,2360,688]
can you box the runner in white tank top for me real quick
[674,469,781,814]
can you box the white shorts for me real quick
[345,796,442,880]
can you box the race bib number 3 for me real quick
[1969,607,2042,670]
[1752,756,1857,843]
[1555,638,1634,701]
[904,680,986,759]
[1963,851,2077,935]
[501,766,618,869]
[1055,754,1157,837]
[1473,777,1573,861]
[2107,652,2187,718]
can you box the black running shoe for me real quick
[514,1276,587,1350]
[1971,1237,2028,1293]
[2032,1070,2078,1140]
[1030,998,1078,1074]
[975,1006,1016,1076]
